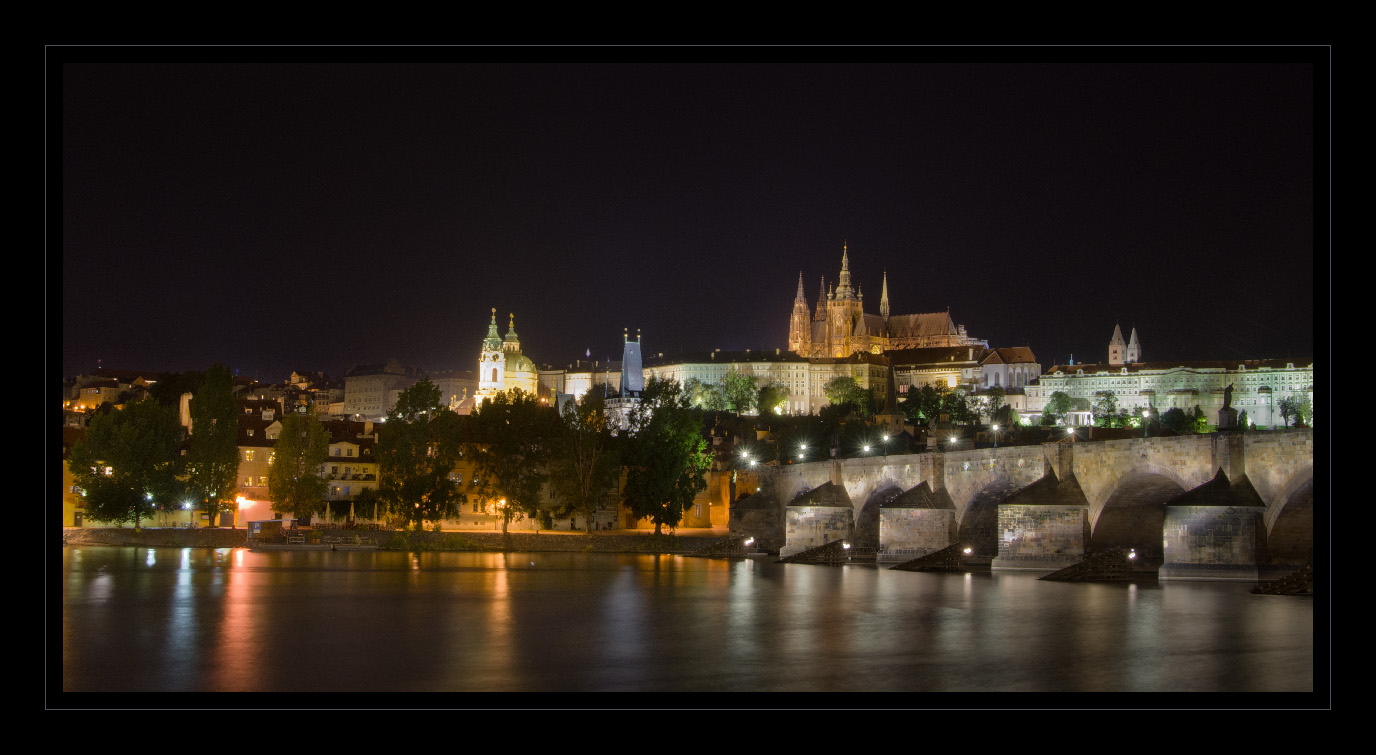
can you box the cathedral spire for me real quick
[503,312,520,353]
[836,242,854,300]
[815,276,827,321]
[795,271,806,301]
[880,270,890,320]
[482,308,503,352]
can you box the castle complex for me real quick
[788,245,985,358]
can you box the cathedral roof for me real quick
[980,347,1038,365]
[886,312,958,339]
[854,313,886,337]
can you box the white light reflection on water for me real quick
[60,547,1314,693]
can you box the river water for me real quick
[59,546,1315,694]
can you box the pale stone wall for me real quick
[1071,436,1215,527]
[878,509,956,561]
[1241,429,1315,529]
[736,430,1312,564]
[780,505,854,557]
[1160,505,1264,581]
[992,505,1087,570]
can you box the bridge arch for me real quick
[957,473,1028,559]
[854,482,904,551]
[1263,466,1314,571]
[1089,464,1190,563]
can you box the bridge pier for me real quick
[877,482,956,562]
[1159,471,1267,581]
[990,469,1091,571]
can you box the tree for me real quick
[549,390,621,533]
[353,486,384,523]
[377,378,463,531]
[756,384,788,417]
[267,411,331,520]
[623,377,710,535]
[185,365,241,526]
[901,384,945,424]
[824,376,871,416]
[466,388,558,536]
[1160,407,1192,434]
[1091,391,1119,427]
[720,369,758,414]
[1278,394,1311,427]
[982,387,1007,422]
[683,377,726,411]
[148,370,206,408]
[1047,391,1074,421]
[991,403,1020,429]
[69,398,184,530]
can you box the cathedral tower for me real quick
[789,272,811,354]
[1108,323,1127,366]
[478,308,506,398]
[880,270,890,321]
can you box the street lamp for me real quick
[992,424,999,448]
[1142,409,1151,438]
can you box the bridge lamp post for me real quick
[992,424,999,449]
[1142,409,1151,438]
[862,444,871,456]
[798,443,807,462]
[881,434,889,458]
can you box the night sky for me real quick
[56,49,1322,383]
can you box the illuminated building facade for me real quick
[462,309,539,413]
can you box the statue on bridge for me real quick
[1223,383,1234,410]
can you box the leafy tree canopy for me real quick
[720,369,759,414]
[377,378,463,530]
[186,365,241,526]
[69,399,184,529]
[466,388,558,535]
[268,411,332,520]
[824,376,871,416]
[549,390,621,533]
[624,377,710,535]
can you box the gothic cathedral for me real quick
[788,245,985,358]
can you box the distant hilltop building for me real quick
[1108,323,1141,365]
[457,309,539,413]
[1026,327,1313,428]
[788,244,986,358]
[605,328,645,429]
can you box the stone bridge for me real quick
[727,429,1314,580]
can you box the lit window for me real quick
[244,450,255,462]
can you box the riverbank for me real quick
[62,527,733,554]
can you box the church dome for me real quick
[505,352,536,374]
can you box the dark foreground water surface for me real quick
[60,547,1313,693]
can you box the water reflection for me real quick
[61,547,1313,693]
